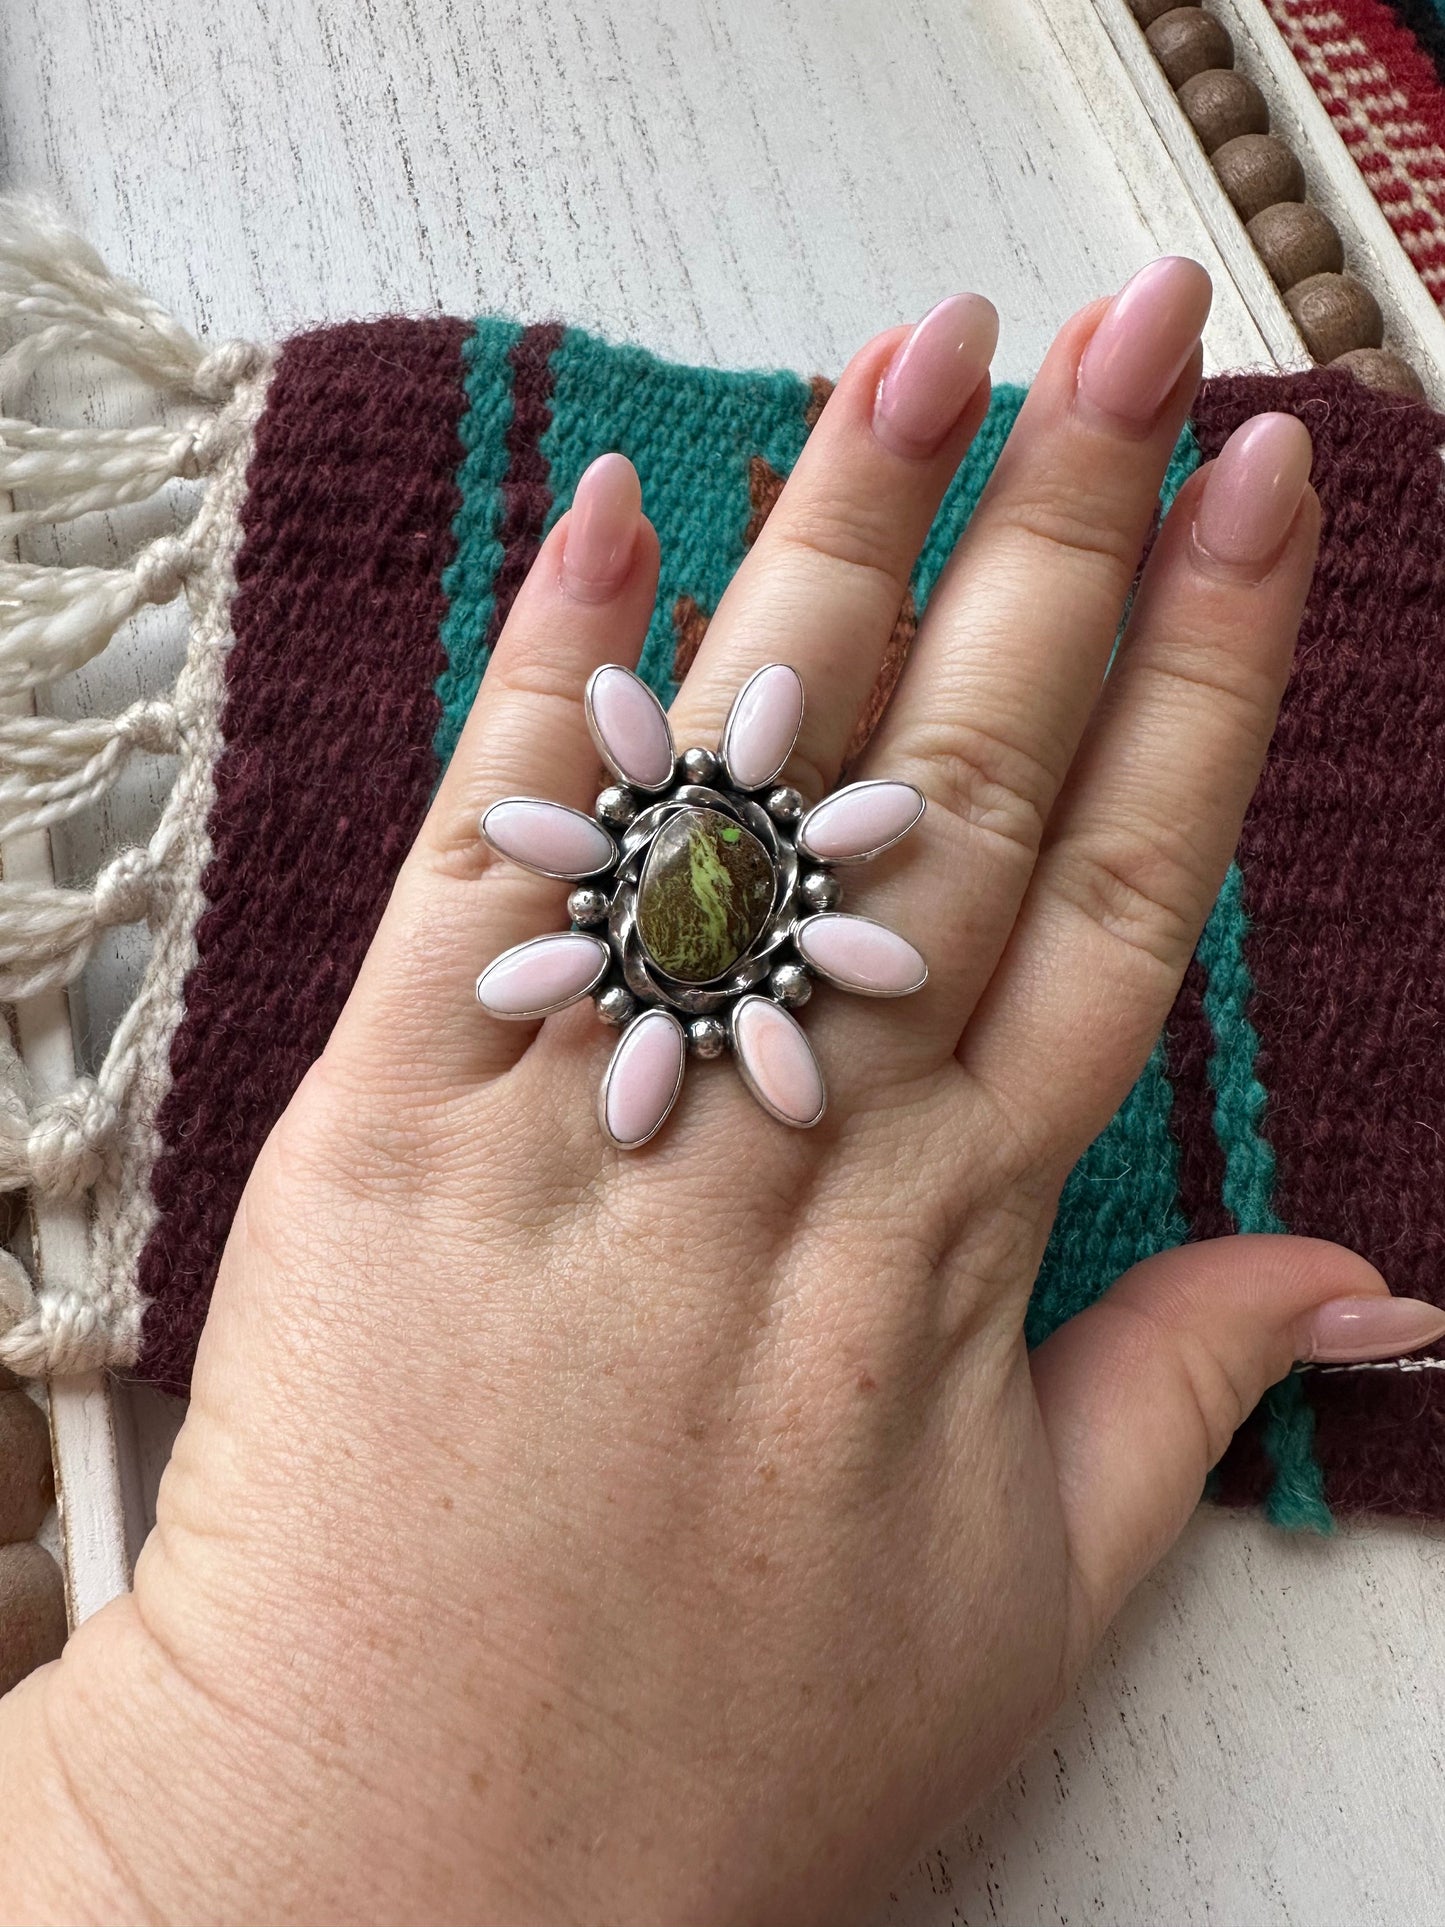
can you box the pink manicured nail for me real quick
[1296,1295,1445,1364]
[1076,256,1212,426]
[1192,412,1313,574]
[873,294,998,458]
[562,452,641,601]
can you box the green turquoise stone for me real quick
[636,807,774,983]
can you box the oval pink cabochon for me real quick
[797,781,923,862]
[723,664,804,790]
[795,914,925,995]
[603,1009,685,1146]
[477,932,609,1017]
[733,996,825,1125]
[482,799,614,878]
[589,666,674,788]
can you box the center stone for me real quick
[636,807,775,983]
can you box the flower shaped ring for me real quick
[476,663,928,1148]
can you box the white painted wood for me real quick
[1,0,1441,1918]
[882,1506,1445,1927]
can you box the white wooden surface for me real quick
[2,0,1443,1919]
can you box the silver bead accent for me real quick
[595,785,638,828]
[687,1014,728,1058]
[595,985,637,1027]
[798,869,841,912]
[679,746,719,786]
[770,961,812,1008]
[567,885,610,927]
[766,785,805,825]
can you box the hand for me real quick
[1,257,1428,1927]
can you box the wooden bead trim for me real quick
[1127,3,1427,396]
[0,1376,61,1693]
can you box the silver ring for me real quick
[476,664,928,1148]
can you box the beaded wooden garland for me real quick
[1128,0,1429,397]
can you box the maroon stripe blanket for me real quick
[1,210,1443,1527]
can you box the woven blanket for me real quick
[2,213,1444,1529]
[1266,0,1445,308]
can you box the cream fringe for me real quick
[0,200,272,1375]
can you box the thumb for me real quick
[1031,1234,1445,1647]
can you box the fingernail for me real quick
[1076,256,1212,427]
[561,453,642,601]
[1296,1295,1445,1364]
[1192,412,1313,574]
[873,293,998,459]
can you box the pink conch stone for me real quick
[796,781,924,862]
[602,1008,686,1147]
[588,665,675,788]
[733,996,825,1127]
[722,663,804,790]
[795,914,926,996]
[481,798,615,879]
[476,932,609,1018]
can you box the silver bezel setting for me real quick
[795,778,926,865]
[480,797,617,881]
[719,661,804,791]
[606,784,802,1017]
[597,1006,687,1148]
[475,932,611,1020]
[793,913,929,997]
[584,667,677,794]
[728,994,827,1128]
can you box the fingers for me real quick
[328,454,660,1086]
[844,257,1213,1067]
[961,414,1318,1168]
[1029,1235,1445,1653]
[667,295,997,797]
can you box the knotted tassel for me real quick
[0,1078,116,1203]
[0,699,181,837]
[0,533,195,697]
[0,198,269,1380]
[0,414,234,536]
[0,198,262,402]
[0,847,159,1001]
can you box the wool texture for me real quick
[137,320,467,1392]
[4,217,1444,1522]
[1192,368,1445,1518]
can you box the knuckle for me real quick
[1174,1328,1253,1466]
[427,680,601,864]
[495,655,595,711]
[261,1052,462,1206]
[767,506,912,612]
[1111,1300,1252,1468]
[996,472,1144,579]
[1130,652,1279,739]
[1049,826,1209,976]
[898,715,1055,862]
